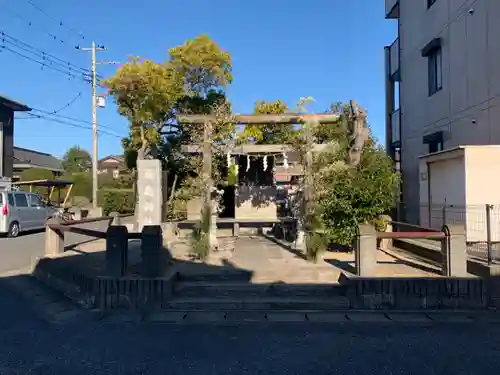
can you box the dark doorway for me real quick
[219,185,235,218]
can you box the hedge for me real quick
[98,189,135,215]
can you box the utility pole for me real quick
[76,42,107,209]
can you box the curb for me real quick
[101,309,500,324]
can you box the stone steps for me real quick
[165,296,350,311]
[174,281,346,298]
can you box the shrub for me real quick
[319,144,400,246]
[99,190,135,215]
[189,204,211,261]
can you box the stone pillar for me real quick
[442,224,467,277]
[355,223,378,276]
[137,159,162,231]
[45,218,64,257]
[106,225,129,277]
[378,215,393,251]
[71,207,82,221]
[141,225,170,277]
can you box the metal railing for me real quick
[395,203,500,264]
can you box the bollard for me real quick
[71,207,82,221]
[141,225,169,277]
[442,224,467,277]
[110,212,121,226]
[233,222,240,237]
[45,217,65,257]
[106,225,129,277]
[355,223,378,276]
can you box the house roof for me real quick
[13,147,64,172]
[0,94,31,112]
[99,155,124,163]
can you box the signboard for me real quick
[137,159,162,230]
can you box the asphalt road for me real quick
[0,293,500,375]
[1,219,500,374]
[0,220,115,274]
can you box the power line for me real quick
[2,32,92,75]
[15,112,123,138]
[51,92,82,114]
[0,32,104,84]
[0,2,66,44]
[29,107,122,133]
[24,0,87,41]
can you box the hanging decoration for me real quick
[226,152,231,168]
[263,155,268,171]
[283,152,289,169]
[246,155,250,172]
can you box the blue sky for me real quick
[0,0,397,159]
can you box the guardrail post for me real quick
[355,223,378,276]
[141,225,169,277]
[106,225,129,277]
[442,224,467,277]
[378,215,392,251]
[110,212,121,226]
[486,204,493,265]
[45,218,65,257]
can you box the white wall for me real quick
[399,0,500,222]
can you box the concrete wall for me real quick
[398,0,500,222]
[0,107,14,178]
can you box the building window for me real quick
[427,0,436,9]
[428,141,443,153]
[113,169,119,179]
[428,47,442,96]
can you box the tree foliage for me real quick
[296,104,400,247]
[238,100,293,144]
[62,146,91,173]
[105,34,234,216]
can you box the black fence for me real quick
[395,203,500,264]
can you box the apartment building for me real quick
[385,0,500,223]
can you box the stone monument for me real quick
[137,159,162,231]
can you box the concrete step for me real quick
[164,296,350,311]
[174,282,346,298]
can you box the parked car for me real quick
[0,191,57,237]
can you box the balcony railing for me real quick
[391,109,400,146]
[389,38,399,80]
[385,0,399,19]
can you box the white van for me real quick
[0,191,56,237]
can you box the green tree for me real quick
[105,34,235,217]
[105,34,233,163]
[238,100,298,144]
[62,146,91,173]
[302,103,400,247]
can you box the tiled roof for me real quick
[0,94,31,112]
[13,147,63,172]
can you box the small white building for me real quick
[419,145,500,242]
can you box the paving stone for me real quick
[306,312,348,322]
[183,311,227,323]
[346,312,390,322]
[266,312,307,322]
[148,311,186,322]
[225,311,268,322]
[427,312,474,323]
[386,312,432,322]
